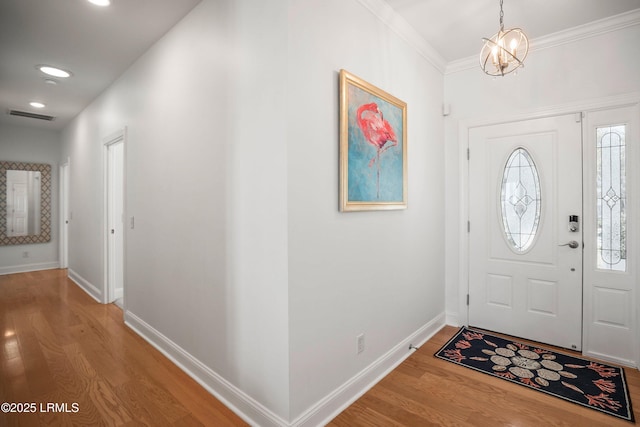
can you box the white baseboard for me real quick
[124,310,289,427]
[68,268,102,303]
[0,261,60,276]
[583,350,638,369]
[293,312,447,427]
[445,310,462,327]
[123,309,446,427]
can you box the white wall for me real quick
[60,0,446,424]
[62,0,291,421]
[62,115,104,296]
[443,19,640,323]
[287,0,445,421]
[0,123,60,274]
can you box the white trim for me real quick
[123,308,446,427]
[68,268,102,303]
[445,310,462,327]
[459,120,471,328]
[0,262,60,276]
[58,158,70,269]
[356,0,447,73]
[297,313,446,427]
[103,128,127,147]
[291,313,445,427]
[446,8,640,75]
[124,310,288,427]
[461,92,640,130]
[531,8,640,51]
[583,350,637,369]
[103,127,127,305]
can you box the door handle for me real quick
[559,240,579,249]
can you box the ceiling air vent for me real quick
[7,109,56,121]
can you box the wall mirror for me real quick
[0,161,52,245]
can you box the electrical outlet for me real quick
[356,333,365,354]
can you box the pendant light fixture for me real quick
[479,0,529,76]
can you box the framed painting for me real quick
[339,69,407,212]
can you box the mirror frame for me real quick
[0,161,52,245]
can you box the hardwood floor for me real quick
[3,269,640,426]
[0,269,247,427]
[331,325,640,427]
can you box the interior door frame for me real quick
[457,93,640,354]
[59,158,70,269]
[103,127,127,305]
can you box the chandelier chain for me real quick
[499,0,504,31]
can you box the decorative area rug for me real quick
[435,327,634,422]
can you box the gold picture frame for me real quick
[339,69,407,212]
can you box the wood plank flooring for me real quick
[331,325,640,426]
[3,269,640,426]
[0,269,247,427]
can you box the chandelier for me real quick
[479,0,529,76]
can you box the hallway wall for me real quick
[61,0,292,420]
[287,0,445,420]
[60,0,445,424]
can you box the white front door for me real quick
[468,114,583,350]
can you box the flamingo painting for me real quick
[339,69,406,211]
[356,102,398,199]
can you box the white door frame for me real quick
[103,128,127,305]
[59,158,70,269]
[457,93,640,363]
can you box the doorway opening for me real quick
[104,128,126,307]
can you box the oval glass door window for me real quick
[500,147,541,252]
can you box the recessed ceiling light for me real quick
[30,102,46,109]
[88,0,111,6]
[37,65,72,78]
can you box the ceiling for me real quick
[0,0,201,130]
[1,0,638,131]
[386,0,640,62]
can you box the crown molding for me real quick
[356,0,448,73]
[446,8,640,75]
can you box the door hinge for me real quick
[575,112,584,123]
[467,221,470,232]
[467,148,470,160]
[466,294,470,306]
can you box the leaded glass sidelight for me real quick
[500,148,542,252]
[596,125,626,271]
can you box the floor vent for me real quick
[7,109,56,121]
